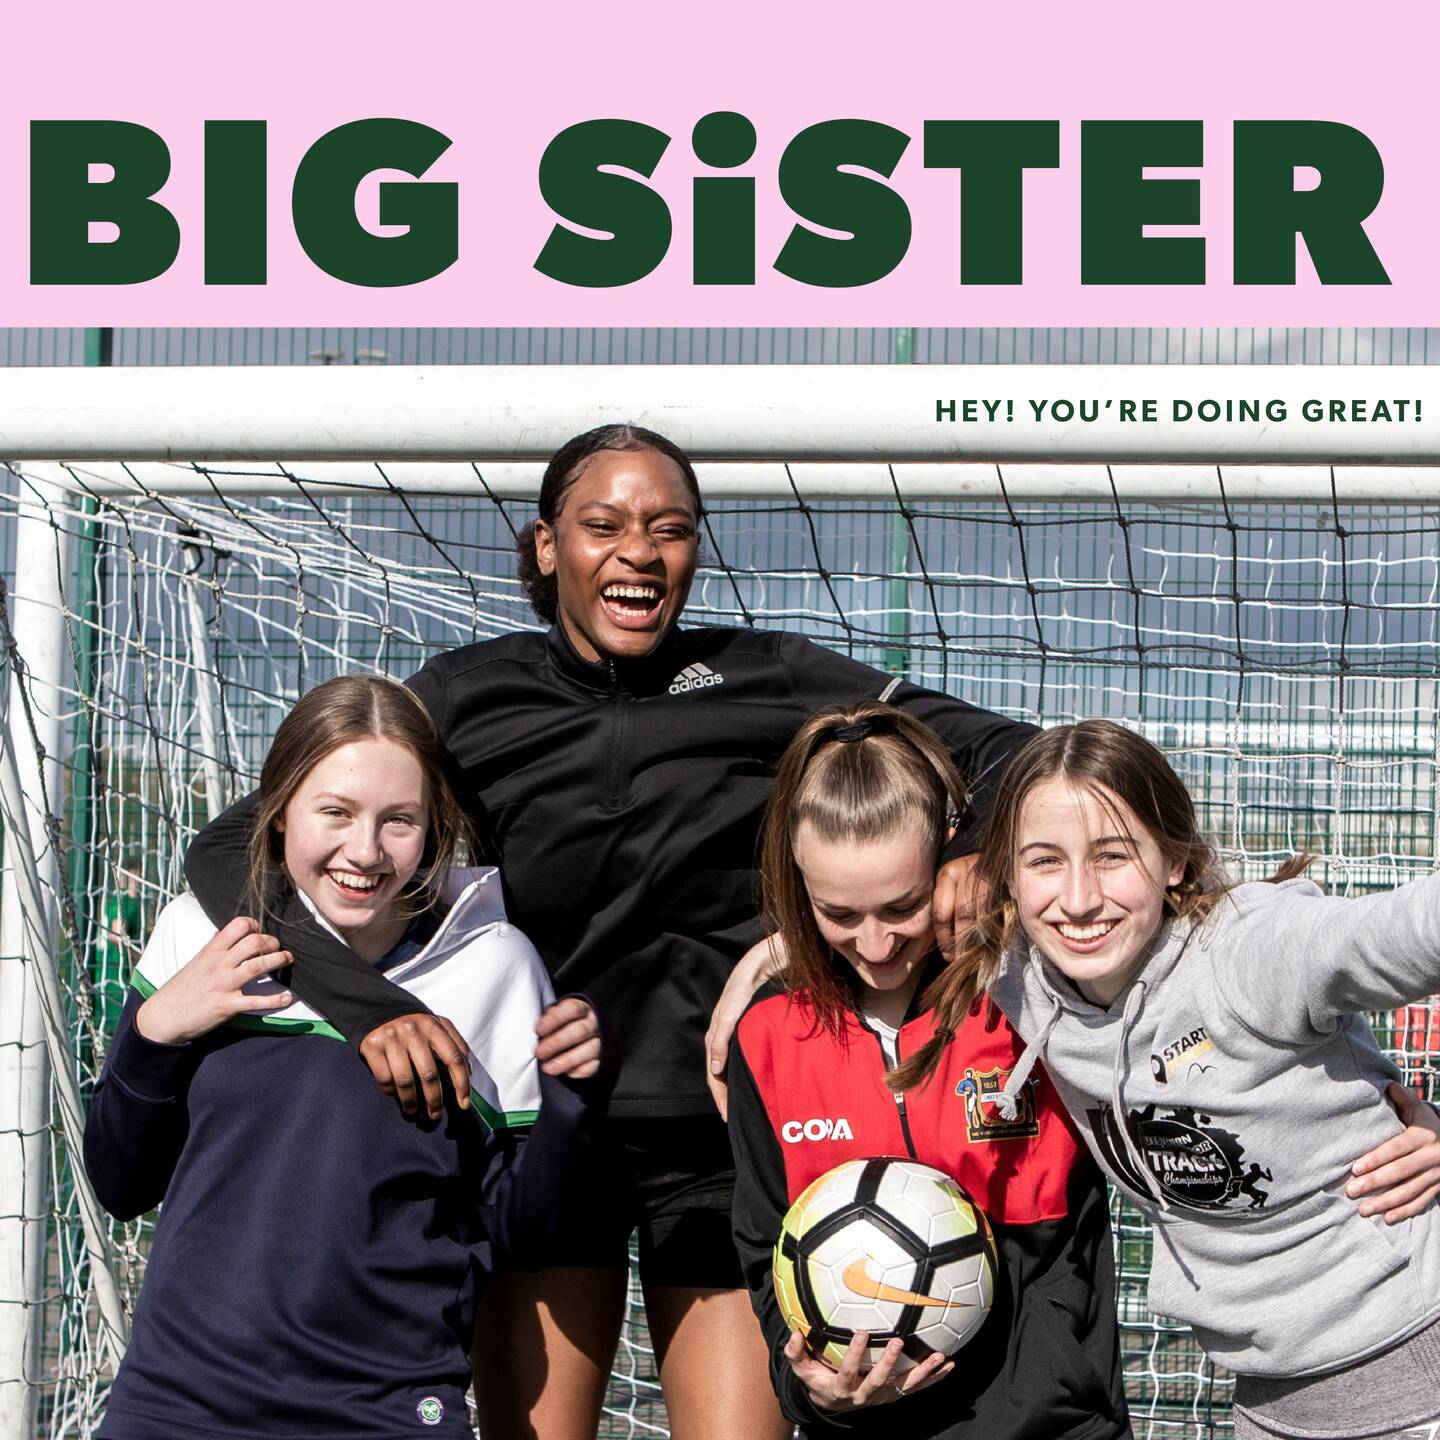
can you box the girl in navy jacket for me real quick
[85,676,612,1439]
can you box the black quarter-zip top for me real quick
[186,624,1037,1117]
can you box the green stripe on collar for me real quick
[127,972,537,1131]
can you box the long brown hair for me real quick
[246,675,471,923]
[889,719,1257,1092]
[759,701,967,1035]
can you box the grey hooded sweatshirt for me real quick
[990,875,1440,1381]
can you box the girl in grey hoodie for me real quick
[895,719,1440,1440]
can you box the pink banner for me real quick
[6,0,1435,324]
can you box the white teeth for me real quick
[1056,921,1117,941]
[603,584,660,601]
[330,872,381,893]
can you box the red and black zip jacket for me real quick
[729,977,1131,1439]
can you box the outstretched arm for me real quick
[1216,875,1440,1043]
[776,633,1038,857]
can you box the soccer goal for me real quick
[1,364,1438,1440]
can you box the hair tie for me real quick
[832,720,875,744]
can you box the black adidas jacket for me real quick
[185,624,1036,1116]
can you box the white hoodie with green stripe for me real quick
[132,865,550,1131]
[990,874,1440,1381]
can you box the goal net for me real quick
[1,365,1437,1440]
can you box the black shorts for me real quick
[540,1114,742,1289]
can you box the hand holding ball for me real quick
[773,1157,997,1376]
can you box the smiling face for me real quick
[1012,775,1183,1007]
[793,820,937,1028]
[279,737,430,962]
[534,447,700,664]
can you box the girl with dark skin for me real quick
[186,425,1037,1438]
[188,430,1440,1438]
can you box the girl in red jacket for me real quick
[728,700,1130,1439]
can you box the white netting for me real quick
[0,459,1436,1439]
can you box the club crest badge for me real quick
[956,1066,1040,1142]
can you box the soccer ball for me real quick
[772,1157,996,1372]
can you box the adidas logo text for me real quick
[669,663,726,695]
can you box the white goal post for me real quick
[0,364,1439,470]
[2,363,1439,1440]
